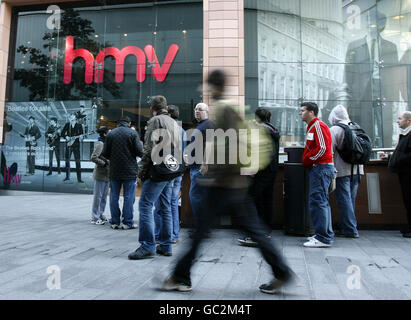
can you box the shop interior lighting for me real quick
[182,30,187,34]
[393,15,404,20]
[124,33,128,37]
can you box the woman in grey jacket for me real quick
[90,126,110,225]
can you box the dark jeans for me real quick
[172,186,292,286]
[248,168,277,226]
[65,146,81,181]
[109,179,137,227]
[398,172,411,229]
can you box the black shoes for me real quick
[161,276,192,292]
[403,232,411,238]
[237,237,258,247]
[335,231,359,238]
[259,272,295,294]
[156,247,172,256]
[128,247,155,260]
[46,172,52,176]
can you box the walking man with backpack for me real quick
[328,105,371,238]
[300,102,335,248]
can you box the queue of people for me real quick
[87,69,411,295]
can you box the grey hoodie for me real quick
[328,105,364,178]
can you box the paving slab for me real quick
[1,192,411,300]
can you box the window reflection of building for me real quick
[257,0,345,146]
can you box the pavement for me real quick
[1,191,411,300]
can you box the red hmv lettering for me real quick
[63,36,179,84]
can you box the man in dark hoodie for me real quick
[386,111,411,238]
[101,116,143,230]
[238,107,280,247]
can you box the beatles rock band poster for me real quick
[1,100,98,193]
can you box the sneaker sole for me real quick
[128,254,155,260]
[162,284,192,292]
[259,288,280,294]
[237,240,259,247]
[303,244,331,248]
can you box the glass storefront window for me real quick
[245,0,411,151]
[1,1,202,193]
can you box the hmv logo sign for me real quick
[63,36,179,84]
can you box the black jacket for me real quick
[101,121,143,180]
[388,130,411,173]
[260,121,280,172]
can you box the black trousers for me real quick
[65,146,81,181]
[172,186,292,286]
[26,144,36,174]
[248,168,277,226]
[49,145,61,173]
[398,172,411,229]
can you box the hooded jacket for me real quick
[328,105,364,178]
[302,117,333,169]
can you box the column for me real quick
[0,1,11,143]
[203,0,244,118]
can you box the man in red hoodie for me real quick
[300,102,335,248]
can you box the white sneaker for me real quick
[95,219,105,225]
[90,220,97,224]
[306,235,316,241]
[303,238,331,248]
[121,223,138,230]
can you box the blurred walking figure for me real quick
[154,105,187,244]
[101,116,143,230]
[300,102,334,248]
[328,105,363,238]
[238,107,280,247]
[90,126,110,225]
[162,70,294,294]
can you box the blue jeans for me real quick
[335,175,360,236]
[109,179,136,227]
[139,178,173,253]
[154,175,182,242]
[189,167,204,226]
[308,164,335,245]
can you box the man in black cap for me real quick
[101,115,143,230]
[46,117,61,176]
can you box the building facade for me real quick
[0,0,410,194]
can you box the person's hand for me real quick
[200,164,208,176]
[378,152,388,160]
[137,178,142,185]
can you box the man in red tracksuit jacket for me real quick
[300,102,335,248]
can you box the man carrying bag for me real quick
[128,96,184,260]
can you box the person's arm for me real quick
[397,137,411,166]
[101,135,112,160]
[34,126,41,140]
[134,132,144,158]
[91,142,106,167]
[140,118,156,174]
